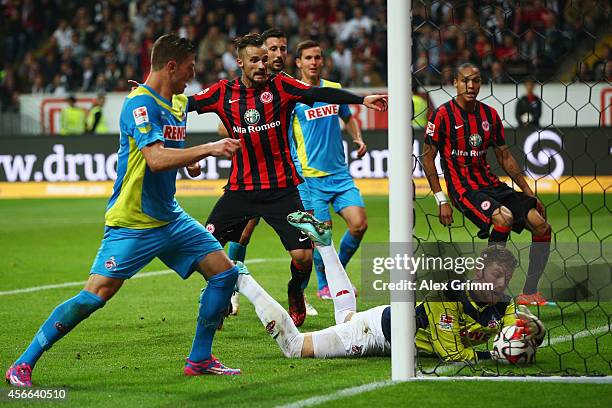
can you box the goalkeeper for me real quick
[235,211,544,362]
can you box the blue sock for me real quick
[339,230,362,268]
[15,290,105,368]
[313,249,328,290]
[189,266,238,362]
[227,242,247,262]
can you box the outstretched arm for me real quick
[141,138,241,173]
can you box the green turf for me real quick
[0,195,610,407]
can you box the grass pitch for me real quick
[0,194,610,407]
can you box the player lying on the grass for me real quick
[6,35,242,387]
[421,62,552,307]
[234,211,544,363]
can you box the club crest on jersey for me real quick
[205,223,215,233]
[482,120,490,131]
[481,200,491,210]
[244,109,260,125]
[105,256,117,271]
[439,314,454,330]
[133,106,148,125]
[469,133,483,148]
[488,318,500,329]
[260,91,273,104]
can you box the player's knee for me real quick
[281,333,305,358]
[291,249,313,266]
[349,219,368,237]
[533,222,552,238]
[492,206,513,227]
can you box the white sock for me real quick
[237,274,304,358]
[311,326,349,358]
[316,243,356,324]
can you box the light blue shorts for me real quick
[90,212,223,280]
[305,172,365,221]
[297,180,313,211]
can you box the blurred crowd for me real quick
[1,0,610,113]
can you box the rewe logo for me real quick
[305,104,339,120]
[163,125,186,141]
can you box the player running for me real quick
[188,33,387,327]
[291,40,368,300]
[235,211,544,363]
[6,35,243,387]
[219,28,318,317]
[421,63,552,306]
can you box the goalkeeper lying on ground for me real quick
[234,211,544,363]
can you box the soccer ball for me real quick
[492,325,535,364]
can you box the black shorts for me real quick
[452,184,536,239]
[205,187,312,250]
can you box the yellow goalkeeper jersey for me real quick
[414,289,517,362]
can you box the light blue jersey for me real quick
[289,79,352,177]
[106,84,187,228]
[92,84,222,280]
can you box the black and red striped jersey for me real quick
[188,74,314,191]
[424,99,505,198]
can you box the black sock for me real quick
[288,260,310,294]
[523,232,552,294]
[488,225,511,246]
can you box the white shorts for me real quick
[331,305,391,357]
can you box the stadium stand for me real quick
[1,0,610,113]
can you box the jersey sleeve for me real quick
[423,299,477,362]
[188,82,222,113]
[491,108,506,146]
[277,75,314,105]
[424,107,446,146]
[124,95,164,150]
[339,103,352,120]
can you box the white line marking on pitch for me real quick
[0,258,286,296]
[279,324,612,408]
[276,381,396,408]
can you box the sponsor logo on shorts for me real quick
[104,256,117,271]
[481,200,491,210]
[336,289,350,297]
[260,91,273,104]
[205,223,215,233]
[54,322,69,334]
[439,314,454,331]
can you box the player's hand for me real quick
[186,162,201,178]
[208,138,241,158]
[363,95,388,112]
[516,305,546,347]
[439,202,453,226]
[354,140,367,158]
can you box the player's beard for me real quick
[249,70,267,87]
